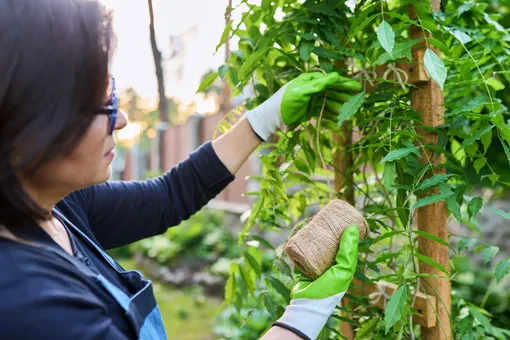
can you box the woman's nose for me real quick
[115,109,128,131]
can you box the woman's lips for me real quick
[104,151,115,161]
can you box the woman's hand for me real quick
[261,225,360,340]
[246,72,362,141]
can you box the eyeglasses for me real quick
[96,75,119,135]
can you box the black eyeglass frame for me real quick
[96,75,119,135]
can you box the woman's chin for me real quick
[90,167,112,186]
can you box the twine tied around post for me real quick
[368,282,392,308]
[285,199,368,280]
[383,63,409,90]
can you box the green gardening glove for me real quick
[245,72,362,141]
[273,225,360,340]
[281,72,363,126]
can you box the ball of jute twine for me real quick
[285,199,368,280]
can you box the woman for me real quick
[0,1,359,339]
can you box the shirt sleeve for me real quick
[0,251,130,340]
[75,141,235,249]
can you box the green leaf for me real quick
[414,191,453,209]
[487,78,506,91]
[216,21,232,52]
[225,263,238,305]
[446,193,462,222]
[462,125,494,149]
[397,188,410,227]
[308,4,341,17]
[487,205,510,220]
[383,162,396,190]
[381,146,419,163]
[297,32,318,40]
[414,253,448,274]
[266,277,291,304]
[481,127,492,153]
[384,285,409,333]
[197,72,219,93]
[473,158,486,174]
[468,197,483,220]
[375,252,400,264]
[457,3,473,16]
[445,27,472,45]
[393,39,420,59]
[239,47,271,81]
[239,264,256,294]
[413,230,449,248]
[355,317,380,340]
[375,39,421,64]
[458,238,477,252]
[218,64,229,79]
[449,96,489,115]
[428,38,451,56]
[377,21,395,56]
[468,307,493,331]
[347,13,379,42]
[416,174,454,191]
[337,91,365,127]
[313,47,342,60]
[274,258,292,277]
[481,246,499,264]
[488,173,500,186]
[495,259,510,283]
[263,292,278,319]
[499,135,510,165]
[424,48,447,90]
[484,12,506,33]
[241,196,265,242]
[451,138,466,166]
[249,235,274,250]
[266,276,290,303]
[244,251,261,276]
[300,41,314,61]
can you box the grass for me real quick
[118,258,222,340]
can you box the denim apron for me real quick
[15,209,168,340]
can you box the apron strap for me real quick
[52,208,122,271]
[13,222,99,280]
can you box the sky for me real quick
[100,0,233,103]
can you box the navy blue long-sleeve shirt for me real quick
[0,142,234,339]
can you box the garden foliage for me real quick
[200,0,510,338]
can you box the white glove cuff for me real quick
[245,84,287,142]
[274,291,346,340]
[245,107,281,142]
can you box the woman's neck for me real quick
[20,177,71,213]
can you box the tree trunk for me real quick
[219,0,233,113]
[148,0,169,172]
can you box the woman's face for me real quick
[23,87,128,196]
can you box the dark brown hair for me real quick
[0,0,115,228]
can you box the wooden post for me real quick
[410,1,451,339]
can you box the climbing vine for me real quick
[200,0,510,339]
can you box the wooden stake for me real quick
[410,1,451,339]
